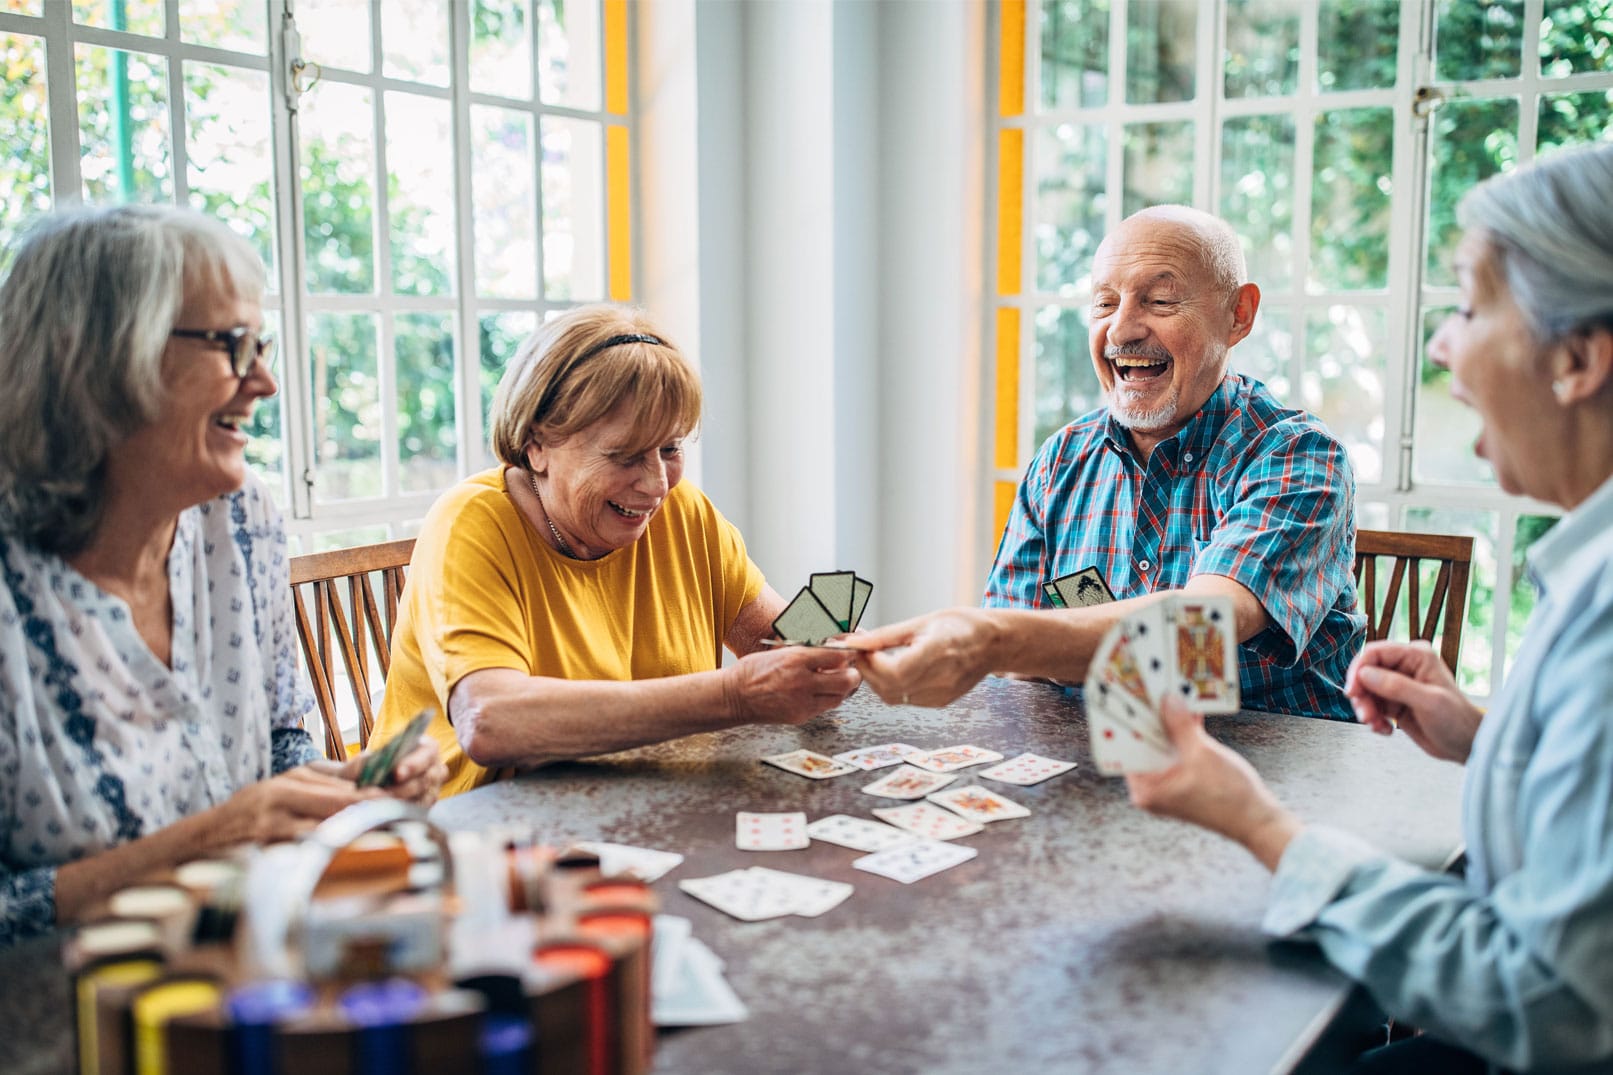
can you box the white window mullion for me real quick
[39,0,83,205]
[448,0,481,480]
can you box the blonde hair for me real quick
[488,304,703,465]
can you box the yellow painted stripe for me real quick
[994,481,1018,544]
[1000,0,1025,117]
[607,124,632,300]
[994,306,1020,470]
[605,0,628,115]
[997,127,1023,296]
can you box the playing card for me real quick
[357,706,434,788]
[860,764,957,799]
[1094,616,1159,710]
[809,571,857,630]
[1121,602,1171,705]
[926,784,1031,823]
[805,814,915,853]
[570,841,685,882]
[905,745,1005,773]
[832,742,923,771]
[872,801,984,841]
[978,752,1077,786]
[678,869,799,921]
[1044,566,1116,609]
[761,749,857,779]
[745,867,853,917]
[1165,596,1241,713]
[772,586,846,644]
[853,840,978,884]
[736,811,809,851]
[1086,672,1176,775]
[850,576,873,630]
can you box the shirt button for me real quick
[1183,452,1195,462]
[1138,559,1152,572]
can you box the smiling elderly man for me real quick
[855,205,1364,719]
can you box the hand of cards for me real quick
[768,569,873,645]
[1084,595,1239,775]
[356,707,435,788]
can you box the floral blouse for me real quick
[0,474,319,945]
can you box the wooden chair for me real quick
[1353,529,1474,675]
[289,538,416,760]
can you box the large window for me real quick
[0,0,635,550]
[991,0,1613,697]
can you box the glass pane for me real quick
[1537,90,1613,156]
[1035,123,1107,294]
[297,0,373,74]
[1033,304,1099,446]
[1122,120,1193,217]
[300,81,376,294]
[1425,97,1518,287]
[310,525,389,553]
[1355,499,1390,529]
[1505,514,1559,678]
[1318,0,1399,91]
[1435,0,1523,81]
[0,32,52,261]
[1302,304,1385,484]
[1403,506,1496,695]
[1126,0,1197,104]
[2,1,43,14]
[480,310,538,466]
[76,45,171,203]
[1040,0,1111,110]
[538,0,600,110]
[245,308,285,505]
[73,0,163,35]
[396,312,457,494]
[184,63,275,277]
[1232,302,1292,403]
[309,311,382,502]
[383,0,450,86]
[540,116,604,301]
[1414,305,1492,485]
[1540,0,1613,77]
[1224,0,1299,99]
[178,0,267,54]
[472,105,537,299]
[1309,107,1392,292]
[386,92,455,297]
[472,0,534,101]
[1220,113,1295,291]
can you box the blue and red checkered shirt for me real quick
[985,374,1364,720]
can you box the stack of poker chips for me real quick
[63,814,657,1075]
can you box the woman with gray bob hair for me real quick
[0,204,444,947]
[1127,140,1613,1073]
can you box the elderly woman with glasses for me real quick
[369,304,861,798]
[0,204,445,947]
[1127,141,1613,1073]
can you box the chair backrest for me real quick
[289,538,416,760]
[1353,529,1474,675]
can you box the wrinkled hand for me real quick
[849,608,995,707]
[217,765,377,846]
[725,646,861,725]
[382,739,448,805]
[1345,640,1482,763]
[1125,695,1300,871]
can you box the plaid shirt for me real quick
[985,374,1364,720]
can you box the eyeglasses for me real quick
[169,327,278,379]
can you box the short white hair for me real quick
[1123,204,1248,295]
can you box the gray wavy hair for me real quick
[0,203,265,555]
[1458,141,1613,343]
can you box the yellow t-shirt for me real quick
[371,468,765,796]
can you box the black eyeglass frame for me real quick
[169,326,277,379]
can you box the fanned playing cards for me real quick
[770,569,874,644]
[1043,565,1117,609]
[1084,594,1240,776]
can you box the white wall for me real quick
[637,0,985,625]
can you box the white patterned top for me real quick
[0,473,319,945]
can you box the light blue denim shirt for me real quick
[1263,472,1613,1073]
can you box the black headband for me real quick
[575,332,666,363]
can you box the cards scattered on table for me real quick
[905,745,1004,773]
[569,841,685,883]
[926,784,1030,823]
[1085,594,1240,776]
[772,569,874,644]
[1044,565,1116,609]
[762,749,857,779]
[652,915,748,1026]
[679,867,852,921]
[853,840,978,884]
[861,764,957,800]
[805,814,915,853]
[978,752,1077,786]
[873,801,984,841]
[832,742,922,771]
[736,811,809,851]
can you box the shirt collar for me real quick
[1101,374,1239,467]
[1528,470,1613,592]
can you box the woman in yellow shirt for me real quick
[373,305,860,796]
